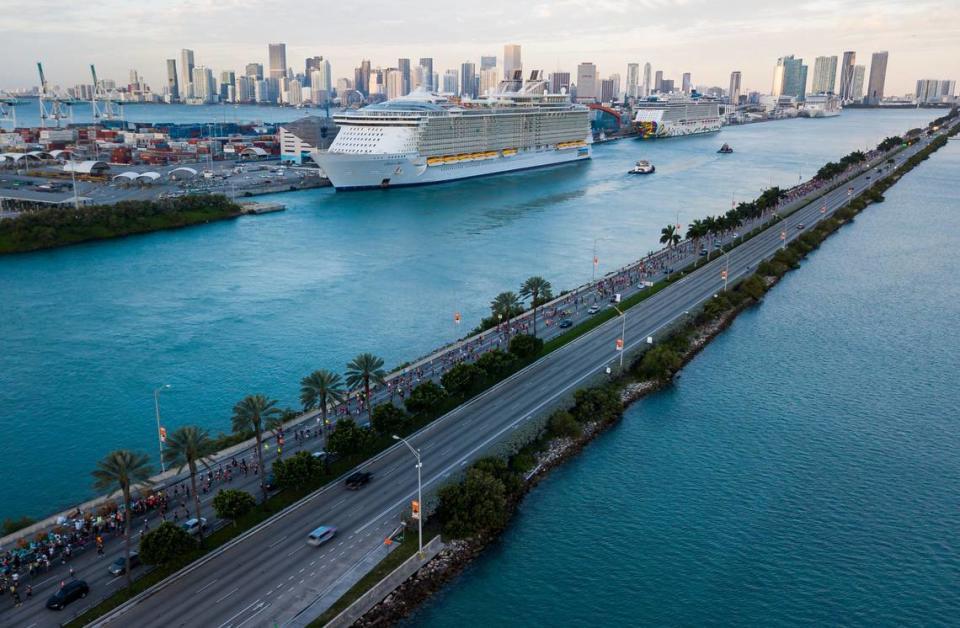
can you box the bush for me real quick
[636,345,682,382]
[437,467,508,539]
[212,489,256,523]
[326,418,374,457]
[403,381,448,418]
[441,363,487,398]
[2,516,35,536]
[739,275,768,301]
[475,349,520,381]
[271,451,324,490]
[139,522,195,565]
[371,403,412,436]
[571,387,623,424]
[510,451,537,473]
[508,334,544,361]
[548,410,582,439]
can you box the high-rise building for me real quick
[642,63,652,97]
[549,71,571,94]
[480,68,500,95]
[236,76,254,103]
[576,62,597,102]
[654,70,664,92]
[729,71,742,105]
[460,62,476,98]
[287,79,303,106]
[355,60,371,97]
[480,56,496,71]
[609,73,621,101]
[311,57,332,102]
[304,56,323,86]
[180,49,195,100]
[412,65,425,91]
[503,44,521,79]
[866,51,888,105]
[681,72,692,94]
[626,63,639,99]
[839,51,856,101]
[245,63,263,80]
[851,65,866,100]
[772,55,808,101]
[600,78,616,102]
[811,55,838,94]
[442,69,458,95]
[419,58,434,90]
[398,58,411,96]
[384,69,403,100]
[660,79,674,93]
[219,71,235,102]
[166,59,179,102]
[191,66,216,103]
[268,43,287,80]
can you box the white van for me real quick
[307,525,337,547]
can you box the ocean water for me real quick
[405,140,960,626]
[0,109,938,520]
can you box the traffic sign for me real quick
[159,426,167,443]
[721,269,728,280]
[616,338,623,351]
[411,500,420,520]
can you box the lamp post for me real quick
[392,435,423,557]
[153,384,171,472]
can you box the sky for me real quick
[1,0,958,95]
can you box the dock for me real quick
[240,201,286,215]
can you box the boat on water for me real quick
[800,93,842,118]
[718,143,733,154]
[629,160,655,174]
[313,70,592,191]
[633,95,722,139]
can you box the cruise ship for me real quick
[314,71,591,190]
[800,93,842,118]
[632,96,722,138]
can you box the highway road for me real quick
[1,127,947,628]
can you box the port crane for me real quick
[36,62,77,128]
[0,93,24,128]
[89,64,124,121]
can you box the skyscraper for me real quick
[772,55,807,100]
[460,62,476,99]
[549,71,570,94]
[385,69,404,100]
[866,51,888,105]
[681,72,692,94]
[245,63,263,80]
[654,70,663,93]
[729,71,742,105]
[839,51,856,101]
[166,59,179,102]
[811,56,838,94]
[480,68,500,95]
[398,58,411,96]
[626,63,639,99]
[851,65,866,100]
[191,66,215,104]
[600,79,615,102]
[180,49,195,100]
[268,43,287,80]
[504,44,521,79]
[576,62,597,102]
[357,59,371,97]
[480,56,497,71]
[642,63,652,97]
[419,58,434,90]
[442,69,458,95]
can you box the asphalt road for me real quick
[2,128,946,628]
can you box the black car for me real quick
[46,580,89,610]
[108,551,140,576]
[345,471,372,490]
[264,473,276,491]
[559,319,573,329]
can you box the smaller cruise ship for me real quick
[801,94,842,118]
[633,95,722,139]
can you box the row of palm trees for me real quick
[489,275,554,337]
[658,187,788,252]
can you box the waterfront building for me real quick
[654,70,664,92]
[866,51,888,105]
[550,71,571,95]
[609,74,621,101]
[626,63,639,100]
[481,56,496,71]
[660,79,675,93]
[461,62,477,98]
[504,44,521,79]
[398,58,411,96]
[600,78,615,102]
[384,69,403,100]
[852,65,866,101]
[772,55,808,101]
[219,71,235,102]
[279,115,339,164]
[236,76,254,102]
[839,51,856,101]
[442,69,458,95]
[245,63,263,80]
[681,72,692,94]
[336,77,353,98]
[180,48,195,100]
[915,79,955,104]
[355,60,371,98]
[166,59,179,102]
[811,55,838,94]
[311,58,332,103]
[642,62,652,97]
[576,62,598,102]
[481,68,500,96]
[190,66,216,104]
[419,58,434,91]
[286,79,303,106]
[729,70,742,105]
[269,43,287,80]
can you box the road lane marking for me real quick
[106,576,122,587]
[234,601,269,628]
[267,535,288,548]
[332,497,346,508]
[219,599,262,627]
[196,578,219,594]
[310,560,316,566]
[299,568,305,574]
[287,545,304,558]
[439,447,451,456]
[215,586,239,604]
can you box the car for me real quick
[559,319,573,329]
[307,525,337,547]
[699,248,708,256]
[181,517,208,536]
[264,473,276,490]
[586,304,601,315]
[345,471,372,490]
[311,450,329,461]
[46,580,89,610]
[108,552,140,576]
[796,223,805,230]
[865,175,871,180]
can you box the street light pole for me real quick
[393,435,423,557]
[153,384,171,472]
[612,305,626,371]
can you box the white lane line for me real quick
[460,460,468,466]
[440,447,451,456]
[332,497,346,508]
[310,560,317,566]
[287,545,304,558]
[106,576,122,587]
[25,623,38,628]
[299,578,305,584]
[234,601,269,628]
[196,578,219,594]
[267,535,288,548]
[299,568,305,574]
[33,576,55,587]
[288,575,294,581]
[215,586,240,604]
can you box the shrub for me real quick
[571,387,623,424]
[475,349,521,381]
[403,381,448,418]
[740,275,768,301]
[510,451,537,473]
[212,489,256,523]
[139,522,195,565]
[437,467,508,539]
[636,345,683,382]
[326,418,374,457]
[508,334,544,361]
[441,363,487,398]
[271,451,324,490]
[371,403,412,436]
[548,410,582,439]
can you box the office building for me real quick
[504,44,521,79]
[641,63,652,97]
[246,63,263,80]
[384,69,403,100]
[398,58,411,96]
[549,71,571,95]
[811,55,838,94]
[191,66,216,104]
[654,70,663,92]
[729,71,742,105]
[460,62,476,98]
[286,79,303,106]
[355,60,371,97]
[626,63,639,99]
[839,51,856,101]
[851,65,866,100]
[576,62,597,102]
[165,59,179,102]
[236,76,254,103]
[219,71,235,102]
[441,69,457,95]
[681,72,692,94]
[600,78,616,102]
[772,55,808,101]
[660,79,674,93]
[480,56,496,71]
[268,43,287,80]
[180,49,195,100]
[866,51,888,104]
[419,58,434,90]
[480,68,500,96]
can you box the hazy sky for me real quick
[2,0,958,94]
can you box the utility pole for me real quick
[393,435,423,557]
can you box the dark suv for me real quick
[46,580,90,610]
[345,471,372,490]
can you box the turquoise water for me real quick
[406,141,960,626]
[0,110,938,520]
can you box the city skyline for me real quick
[2,0,957,94]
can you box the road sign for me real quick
[780,230,786,241]
[821,204,827,214]
[159,426,167,443]
[411,500,420,520]
[615,338,623,351]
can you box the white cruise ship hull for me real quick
[315,146,591,191]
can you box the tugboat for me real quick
[718,143,734,154]
[629,160,655,174]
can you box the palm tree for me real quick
[92,450,153,588]
[659,224,681,248]
[490,291,522,323]
[232,394,280,503]
[163,426,215,545]
[345,353,386,421]
[300,369,345,433]
[519,276,553,337]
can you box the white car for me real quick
[307,525,337,547]
[587,304,601,315]
[181,517,208,536]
